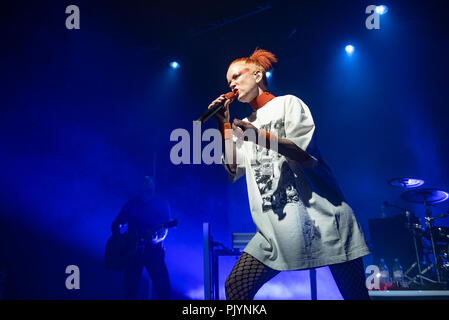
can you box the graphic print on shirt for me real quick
[251,117,322,253]
[251,118,298,216]
[250,120,293,208]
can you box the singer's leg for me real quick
[225,251,280,300]
[328,257,370,300]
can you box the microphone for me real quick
[196,92,236,123]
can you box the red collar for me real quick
[249,92,276,111]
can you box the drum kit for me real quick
[387,177,449,289]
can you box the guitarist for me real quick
[110,176,171,300]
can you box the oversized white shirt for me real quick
[223,94,370,270]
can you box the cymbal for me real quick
[401,188,449,204]
[388,177,425,188]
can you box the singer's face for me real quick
[227,62,259,103]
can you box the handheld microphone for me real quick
[196,92,236,123]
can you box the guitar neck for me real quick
[152,219,178,232]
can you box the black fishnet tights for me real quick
[328,256,370,300]
[225,252,370,300]
[225,252,279,300]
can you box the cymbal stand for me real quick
[424,202,441,283]
[404,210,424,285]
[406,263,442,285]
[404,208,445,286]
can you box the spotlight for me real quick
[345,45,354,56]
[375,5,388,15]
[170,61,180,69]
[266,71,272,79]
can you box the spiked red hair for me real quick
[229,48,277,87]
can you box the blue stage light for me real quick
[376,5,388,15]
[345,45,354,56]
[170,61,180,69]
[266,71,272,79]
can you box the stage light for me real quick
[170,61,180,69]
[375,5,388,15]
[345,45,354,56]
[266,71,272,79]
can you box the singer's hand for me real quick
[208,95,231,123]
[232,119,258,143]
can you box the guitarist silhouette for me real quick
[106,176,174,300]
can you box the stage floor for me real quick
[369,290,449,300]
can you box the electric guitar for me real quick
[104,219,178,271]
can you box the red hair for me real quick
[229,48,277,72]
[229,48,277,87]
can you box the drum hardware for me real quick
[405,261,440,285]
[399,188,449,287]
[404,210,425,286]
[425,213,442,282]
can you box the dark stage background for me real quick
[1,0,448,299]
